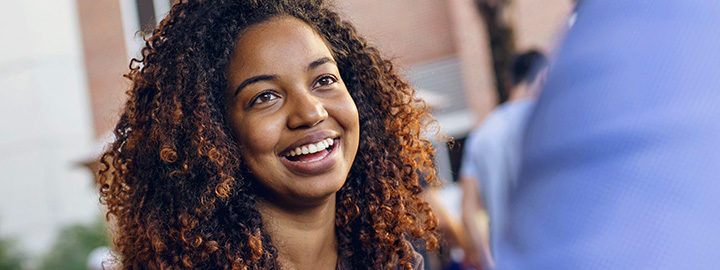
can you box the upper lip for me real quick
[280,130,338,156]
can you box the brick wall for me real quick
[336,0,456,66]
[76,0,129,138]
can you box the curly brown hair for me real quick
[99,0,441,269]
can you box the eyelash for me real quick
[313,74,338,88]
[250,91,280,107]
[247,75,338,108]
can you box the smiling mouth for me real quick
[283,138,336,162]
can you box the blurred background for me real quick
[0,0,573,268]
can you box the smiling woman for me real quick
[225,18,360,212]
[99,1,440,269]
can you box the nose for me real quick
[286,90,328,129]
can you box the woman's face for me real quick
[224,16,360,208]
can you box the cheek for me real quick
[234,115,285,156]
[338,95,360,130]
[241,131,275,154]
[329,92,360,152]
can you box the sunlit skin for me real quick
[224,16,360,269]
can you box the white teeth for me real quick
[285,138,335,157]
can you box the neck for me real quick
[259,195,338,270]
[508,84,530,101]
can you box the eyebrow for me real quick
[307,57,335,71]
[234,75,277,96]
[233,57,337,96]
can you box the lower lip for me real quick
[280,139,340,175]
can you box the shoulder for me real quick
[466,99,535,149]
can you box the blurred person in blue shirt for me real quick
[497,0,720,269]
[460,50,547,269]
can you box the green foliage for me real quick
[38,217,110,270]
[0,237,24,270]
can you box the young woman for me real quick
[99,1,440,269]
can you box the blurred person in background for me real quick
[497,0,720,269]
[98,0,442,269]
[459,50,548,269]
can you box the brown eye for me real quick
[250,91,280,106]
[313,75,338,88]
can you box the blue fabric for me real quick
[461,99,535,260]
[497,0,720,269]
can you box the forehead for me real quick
[229,16,333,74]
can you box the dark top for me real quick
[336,246,424,270]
